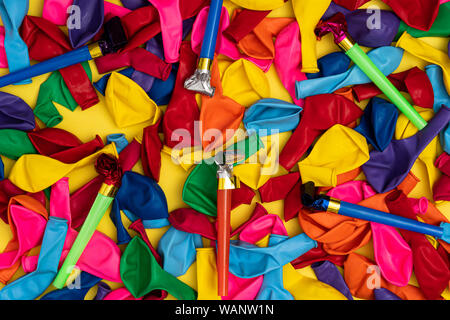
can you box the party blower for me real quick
[214,150,244,296]
[315,13,428,130]
[301,182,450,244]
[184,0,223,97]
[0,17,127,88]
[53,154,123,289]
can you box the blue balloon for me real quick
[244,98,302,136]
[296,46,404,99]
[157,227,203,277]
[355,97,399,151]
[107,133,129,154]
[228,233,317,278]
[306,52,351,79]
[374,288,402,300]
[40,272,101,300]
[425,64,450,154]
[255,235,294,300]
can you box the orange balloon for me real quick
[344,253,426,300]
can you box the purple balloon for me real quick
[0,92,35,131]
[346,10,400,47]
[69,0,104,48]
[322,2,350,20]
[94,282,112,300]
[311,261,353,300]
[362,105,450,193]
[120,0,149,10]
[374,288,402,300]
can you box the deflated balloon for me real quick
[69,0,104,48]
[382,0,440,31]
[0,129,37,160]
[279,94,363,170]
[120,236,197,299]
[305,52,351,80]
[0,92,34,131]
[354,97,399,152]
[311,261,353,300]
[40,272,101,300]
[362,105,450,193]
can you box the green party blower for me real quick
[315,13,428,130]
[53,153,123,289]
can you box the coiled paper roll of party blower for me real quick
[214,150,244,296]
[301,182,450,244]
[315,13,428,130]
[184,0,223,97]
[0,17,127,88]
[53,154,123,289]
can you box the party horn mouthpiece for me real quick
[184,58,215,97]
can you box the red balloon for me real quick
[141,119,162,182]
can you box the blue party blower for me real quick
[301,182,450,244]
[0,17,127,88]
[184,0,223,97]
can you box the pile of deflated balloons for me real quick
[0,0,449,302]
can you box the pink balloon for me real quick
[191,6,273,72]
[0,27,7,68]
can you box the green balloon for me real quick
[34,62,93,127]
[182,133,264,217]
[396,2,450,39]
[120,236,197,300]
[0,129,37,160]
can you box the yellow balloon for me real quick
[229,0,286,11]
[105,72,162,128]
[291,0,332,73]
[396,32,450,94]
[196,248,221,300]
[283,263,348,300]
[298,124,369,187]
[9,143,118,193]
[222,59,271,107]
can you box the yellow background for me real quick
[0,0,449,299]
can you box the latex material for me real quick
[291,0,332,73]
[425,65,450,154]
[298,125,369,187]
[93,68,135,96]
[344,253,426,300]
[237,16,293,61]
[0,216,67,300]
[228,0,285,11]
[141,119,162,181]
[385,190,450,299]
[195,248,221,300]
[34,61,94,127]
[199,59,245,151]
[121,0,148,10]
[354,97,399,152]
[396,2,450,38]
[0,0,31,84]
[353,67,435,109]
[163,41,200,149]
[243,99,302,136]
[148,0,182,63]
[105,72,162,128]
[274,21,306,106]
[157,227,202,277]
[191,6,273,72]
[434,153,450,201]
[311,261,353,300]
[223,8,271,43]
[120,236,197,300]
[111,171,168,244]
[362,105,450,193]
[290,242,347,269]
[228,233,317,278]
[0,196,48,284]
[374,288,402,300]
[69,0,104,48]
[20,16,98,109]
[279,94,363,170]
[40,272,101,300]
[396,32,450,93]
[0,27,7,68]
[255,235,294,300]
[28,128,104,164]
[94,282,112,300]
[296,46,404,99]
[94,47,172,79]
[346,9,400,48]
[332,0,369,10]
[107,134,128,154]
[382,0,440,31]
[0,129,37,160]
[305,52,351,80]
[8,143,117,193]
[0,92,34,130]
